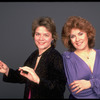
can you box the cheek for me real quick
[34,36,39,40]
[34,37,36,42]
[47,39,52,44]
[34,37,38,44]
[84,35,88,42]
[85,37,89,45]
[70,39,75,44]
[46,37,53,42]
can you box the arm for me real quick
[0,60,27,83]
[69,77,100,98]
[18,50,66,98]
[20,54,66,95]
[90,78,100,97]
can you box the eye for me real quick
[44,33,49,37]
[70,35,75,39]
[35,32,40,36]
[79,32,83,35]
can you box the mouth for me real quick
[76,42,83,46]
[38,42,45,45]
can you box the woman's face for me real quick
[34,26,53,51]
[70,28,89,51]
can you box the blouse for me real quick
[62,49,100,99]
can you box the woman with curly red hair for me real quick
[61,16,100,99]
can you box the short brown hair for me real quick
[32,16,58,48]
[61,16,96,52]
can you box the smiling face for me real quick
[34,26,53,52]
[70,28,89,51]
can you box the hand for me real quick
[69,79,91,94]
[0,60,9,76]
[18,66,40,84]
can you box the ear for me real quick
[51,39,54,43]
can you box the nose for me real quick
[76,36,80,42]
[39,35,44,40]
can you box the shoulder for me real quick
[95,49,100,55]
[29,49,38,57]
[95,49,100,52]
[50,48,62,56]
[24,49,38,65]
[62,51,73,59]
[48,48,63,61]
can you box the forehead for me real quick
[35,26,52,36]
[70,28,81,34]
[36,26,48,32]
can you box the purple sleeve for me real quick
[89,50,100,97]
[90,78,100,97]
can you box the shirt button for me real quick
[67,56,70,58]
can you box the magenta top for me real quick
[62,49,100,99]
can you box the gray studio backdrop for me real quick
[0,2,100,99]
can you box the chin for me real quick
[38,47,46,50]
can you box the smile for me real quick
[38,42,45,45]
[76,42,83,46]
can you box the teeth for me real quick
[39,43,44,44]
[39,42,45,45]
[76,42,82,46]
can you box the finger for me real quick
[75,88,82,94]
[69,80,78,86]
[69,82,76,86]
[0,61,5,65]
[18,68,28,74]
[18,67,23,71]
[71,86,80,92]
[21,66,29,69]
[0,64,4,69]
[0,60,2,63]
[19,66,31,71]
[22,70,28,74]
[0,63,2,67]
[20,71,28,77]
[1,64,4,69]
[20,68,30,73]
[0,63,2,66]
[70,83,80,90]
[19,66,36,78]
[70,85,76,89]
[20,67,34,74]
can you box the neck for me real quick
[38,53,43,57]
[75,48,93,59]
[75,48,91,55]
[38,45,51,55]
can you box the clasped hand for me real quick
[18,66,40,84]
[69,80,91,94]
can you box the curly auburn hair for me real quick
[61,16,96,52]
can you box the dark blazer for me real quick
[3,46,66,99]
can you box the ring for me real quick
[77,86,80,89]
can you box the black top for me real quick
[3,46,67,99]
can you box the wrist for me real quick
[5,67,9,76]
